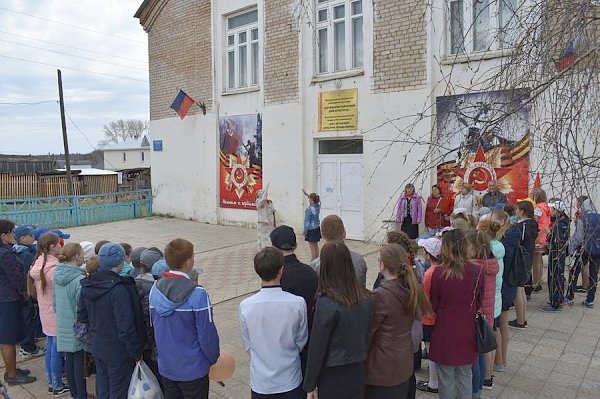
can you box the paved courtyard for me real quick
[2,217,600,398]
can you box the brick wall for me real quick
[147,0,212,120]
[263,0,299,104]
[372,0,427,93]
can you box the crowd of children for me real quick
[1,184,599,399]
[0,222,218,399]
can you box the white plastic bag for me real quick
[128,361,164,399]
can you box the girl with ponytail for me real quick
[29,232,69,396]
[365,243,432,399]
[54,243,90,399]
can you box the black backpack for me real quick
[505,223,532,287]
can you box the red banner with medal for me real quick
[435,90,530,203]
[219,114,263,209]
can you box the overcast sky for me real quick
[0,0,149,155]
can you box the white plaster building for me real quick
[102,136,151,172]
[134,0,599,241]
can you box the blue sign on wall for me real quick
[153,140,163,152]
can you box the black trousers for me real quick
[64,351,87,399]
[94,357,135,399]
[162,375,209,399]
[401,219,419,239]
[251,385,304,399]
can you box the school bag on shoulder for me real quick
[505,223,531,287]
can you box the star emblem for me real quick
[455,146,511,192]
[224,155,257,199]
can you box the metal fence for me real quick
[0,190,152,229]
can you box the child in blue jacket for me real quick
[150,238,220,398]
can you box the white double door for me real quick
[317,154,364,240]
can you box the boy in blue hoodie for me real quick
[12,225,45,359]
[150,238,220,399]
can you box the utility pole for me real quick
[57,69,74,196]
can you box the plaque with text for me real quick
[318,89,358,131]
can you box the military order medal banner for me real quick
[219,114,263,209]
[318,89,358,131]
[435,89,530,203]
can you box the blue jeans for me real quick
[44,336,64,390]
[471,353,485,397]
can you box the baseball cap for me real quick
[98,243,126,270]
[270,226,297,250]
[14,225,36,240]
[417,237,442,258]
[549,200,567,213]
[34,227,71,240]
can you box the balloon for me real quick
[209,350,236,382]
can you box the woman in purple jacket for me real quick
[395,184,423,239]
[0,219,36,385]
[429,229,483,399]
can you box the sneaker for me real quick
[16,368,30,376]
[576,286,587,293]
[564,298,575,306]
[3,374,37,386]
[509,320,527,330]
[493,364,506,372]
[48,386,53,394]
[483,377,494,390]
[540,304,561,312]
[53,386,70,397]
[20,346,46,359]
[583,300,594,308]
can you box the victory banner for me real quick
[436,89,530,203]
[219,114,263,209]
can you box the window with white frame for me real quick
[226,9,259,90]
[448,0,518,56]
[316,0,363,74]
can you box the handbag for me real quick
[470,265,497,353]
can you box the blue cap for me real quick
[151,259,170,278]
[14,225,36,240]
[34,227,71,240]
[98,243,126,270]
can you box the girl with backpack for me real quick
[29,232,69,397]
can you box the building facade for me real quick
[135,0,599,241]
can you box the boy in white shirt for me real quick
[240,247,308,399]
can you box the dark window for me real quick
[318,139,363,154]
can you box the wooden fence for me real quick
[0,173,118,199]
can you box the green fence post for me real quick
[73,196,80,226]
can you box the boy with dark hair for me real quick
[150,238,220,399]
[240,247,308,399]
[78,243,146,399]
[12,225,45,359]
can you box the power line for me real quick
[0,100,57,105]
[64,110,122,170]
[0,53,148,82]
[0,6,146,45]
[0,30,147,63]
[0,39,148,71]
